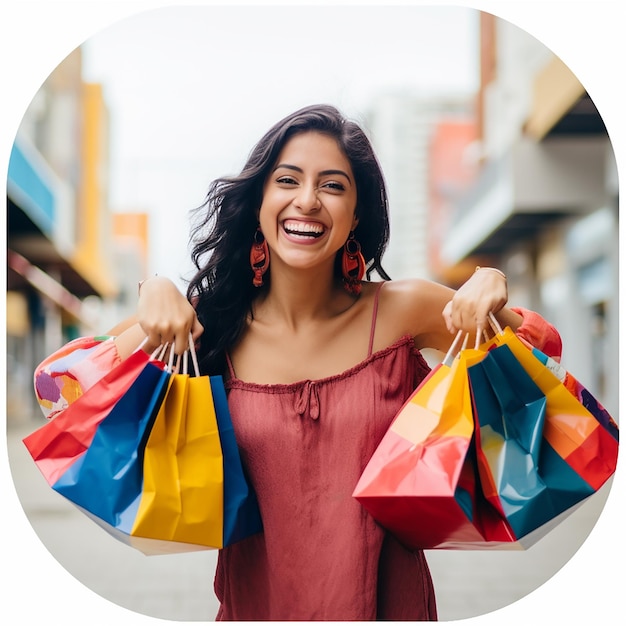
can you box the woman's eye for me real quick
[322,181,345,192]
[276,176,297,185]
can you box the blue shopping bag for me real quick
[52,362,171,531]
[210,376,263,545]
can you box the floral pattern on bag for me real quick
[34,336,121,419]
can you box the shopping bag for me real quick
[467,314,618,540]
[51,361,171,530]
[467,344,597,540]
[45,338,263,555]
[355,316,618,551]
[129,370,224,550]
[33,335,122,419]
[23,346,161,486]
[129,345,262,550]
[353,332,515,550]
[524,344,618,442]
[210,375,263,546]
[486,319,618,491]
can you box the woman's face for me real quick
[258,131,358,274]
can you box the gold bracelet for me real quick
[475,266,507,281]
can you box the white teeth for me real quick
[283,220,324,235]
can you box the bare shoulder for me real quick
[373,278,456,351]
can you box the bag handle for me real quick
[135,337,150,353]
[441,313,505,367]
[442,330,470,366]
[443,315,501,365]
[142,333,201,377]
[188,333,201,377]
[487,311,504,336]
[137,337,171,360]
[151,342,170,362]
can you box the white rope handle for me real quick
[151,342,169,362]
[444,320,493,365]
[461,333,470,352]
[167,343,177,372]
[442,330,464,367]
[188,333,200,377]
[488,311,504,336]
[475,326,492,350]
[135,335,200,376]
[134,337,150,353]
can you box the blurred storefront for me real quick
[434,13,618,416]
[6,48,147,423]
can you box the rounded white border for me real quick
[2,2,623,625]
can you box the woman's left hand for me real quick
[442,268,508,337]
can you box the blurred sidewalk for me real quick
[7,417,220,622]
[6,417,612,622]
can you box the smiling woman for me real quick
[259,132,359,277]
[74,103,565,621]
[7,2,622,624]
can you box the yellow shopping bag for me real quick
[132,356,225,549]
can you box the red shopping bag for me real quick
[353,333,515,549]
[24,347,163,486]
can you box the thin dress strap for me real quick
[225,351,237,380]
[367,282,386,357]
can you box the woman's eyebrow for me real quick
[273,163,303,174]
[273,163,352,183]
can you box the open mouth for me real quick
[282,219,326,239]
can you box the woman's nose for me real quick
[294,184,320,212]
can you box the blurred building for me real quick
[436,13,618,416]
[365,93,474,280]
[362,12,617,417]
[6,47,148,423]
[427,116,481,285]
[101,211,150,331]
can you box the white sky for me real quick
[1,2,625,626]
[80,4,480,283]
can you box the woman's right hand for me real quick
[137,276,204,355]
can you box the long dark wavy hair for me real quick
[186,104,391,375]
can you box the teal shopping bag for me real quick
[467,344,595,540]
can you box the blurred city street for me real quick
[6,415,614,623]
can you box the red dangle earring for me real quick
[250,227,270,287]
[342,231,366,295]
